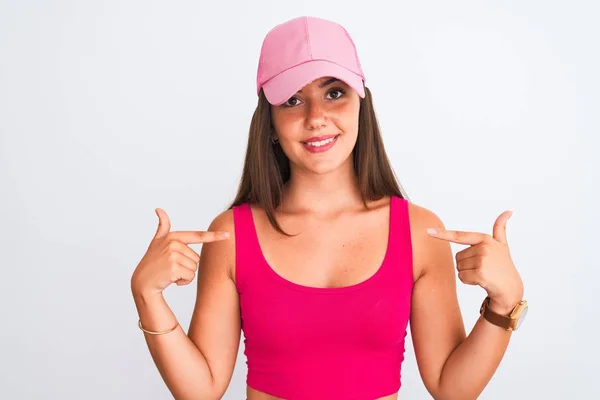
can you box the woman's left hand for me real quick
[426,210,524,315]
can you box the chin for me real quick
[304,162,345,175]
[298,152,355,176]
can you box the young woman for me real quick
[131,16,527,400]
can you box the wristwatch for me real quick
[479,296,528,331]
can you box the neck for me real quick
[281,158,362,214]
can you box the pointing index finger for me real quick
[170,230,230,244]
[427,228,487,245]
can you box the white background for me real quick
[1,0,597,399]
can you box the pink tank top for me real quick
[232,196,414,400]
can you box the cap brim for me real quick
[261,60,365,106]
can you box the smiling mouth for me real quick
[302,135,340,147]
[301,134,340,153]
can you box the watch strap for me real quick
[480,296,517,331]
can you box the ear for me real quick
[270,127,279,143]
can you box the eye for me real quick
[327,88,346,100]
[282,97,301,107]
[281,88,346,108]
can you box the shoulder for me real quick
[406,201,451,281]
[205,208,237,281]
[406,201,444,230]
[208,207,236,231]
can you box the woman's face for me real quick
[270,76,361,175]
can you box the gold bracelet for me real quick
[138,319,179,335]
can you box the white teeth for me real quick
[305,137,336,147]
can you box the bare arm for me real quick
[132,209,240,400]
[188,209,241,398]
[133,293,217,400]
[408,204,519,400]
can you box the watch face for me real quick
[515,305,528,330]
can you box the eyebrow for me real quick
[319,77,340,88]
[298,78,341,93]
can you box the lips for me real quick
[302,134,338,144]
[301,134,340,153]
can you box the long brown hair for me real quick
[228,86,409,235]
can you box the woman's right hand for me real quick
[130,208,230,298]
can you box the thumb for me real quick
[154,208,171,239]
[492,210,512,245]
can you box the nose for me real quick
[305,101,327,131]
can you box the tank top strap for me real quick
[232,202,262,294]
[387,195,414,289]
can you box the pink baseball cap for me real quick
[256,16,367,106]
